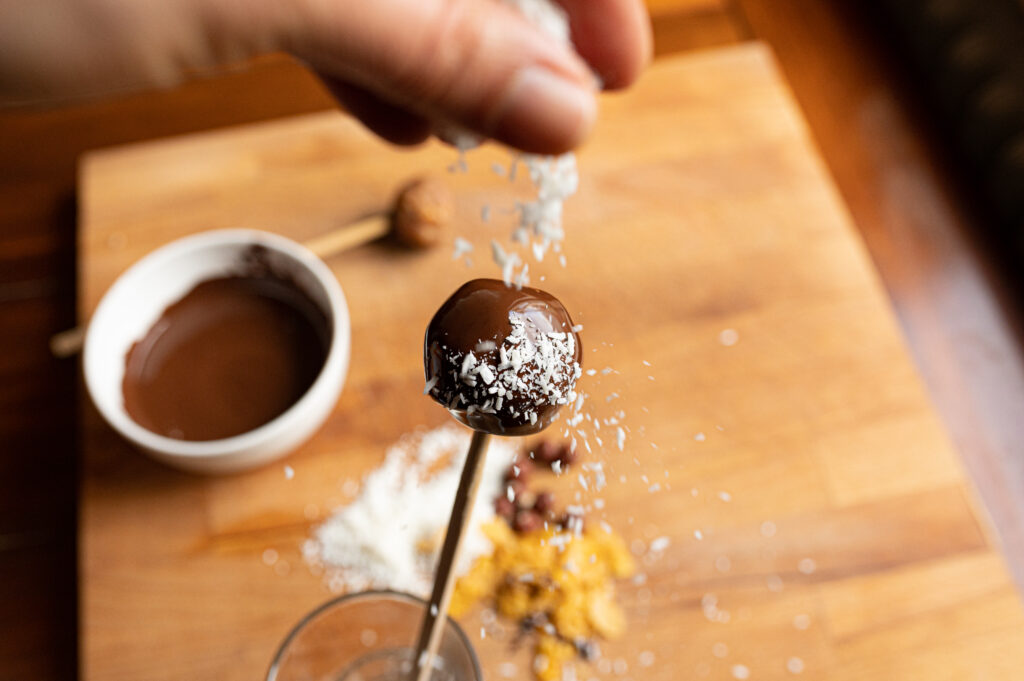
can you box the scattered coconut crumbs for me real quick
[303,425,515,596]
[719,328,740,347]
[452,236,474,264]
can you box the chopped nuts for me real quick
[451,519,635,681]
[534,491,556,516]
[533,440,563,464]
[452,439,634,681]
[513,508,544,534]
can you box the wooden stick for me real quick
[302,214,389,259]
[50,325,87,359]
[53,176,451,357]
[48,215,389,359]
[411,430,491,681]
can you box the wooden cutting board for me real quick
[78,43,1024,681]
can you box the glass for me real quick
[267,590,482,681]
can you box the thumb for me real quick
[268,0,599,153]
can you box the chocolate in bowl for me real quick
[83,229,350,473]
[122,271,330,442]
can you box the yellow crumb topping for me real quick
[451,519,636,681]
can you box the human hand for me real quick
[0,0,651,154]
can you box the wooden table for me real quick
[78,44,1024,680]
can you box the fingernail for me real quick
[490,67,597,153]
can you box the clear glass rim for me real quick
[265,589,482,681]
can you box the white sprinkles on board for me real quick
[302,425,516,596]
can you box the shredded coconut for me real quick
[428,309,582,429]
[452,237,474,262]
[303,425,516,596]
[798,558,817,575]
[719,328,739,347]
[445,0,578,288]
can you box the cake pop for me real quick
[411,279,582,681]
[424,279,582,435]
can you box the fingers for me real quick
[270,0,599,154]
[554,0,652,90]
[0,0,649,156]
[222,0,650,152]
[319,75,432,146]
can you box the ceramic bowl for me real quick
[83,229,350,473]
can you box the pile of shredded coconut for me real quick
[303,425,516,596]
[429,310,581,427]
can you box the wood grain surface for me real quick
[735,0,1024,590]
[78,44,1024,681]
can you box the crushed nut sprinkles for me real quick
[450,440,634,681]
[451,519,635,681]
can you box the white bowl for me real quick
[83,229,350,474]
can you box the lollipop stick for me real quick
[303,214,390,259]
[411,430,491,681]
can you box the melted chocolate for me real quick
[123,274,329,441]
[424,279,582,435]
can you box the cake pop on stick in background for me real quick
[412,278,582,681]
[50,176,453,359]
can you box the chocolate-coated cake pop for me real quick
[424,279,582,435]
